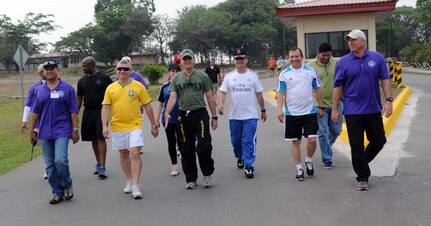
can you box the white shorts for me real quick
[111,129,144,151]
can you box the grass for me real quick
[0,97,42,175]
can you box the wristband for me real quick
[73,128,79,132]
[318,106,324,110]
[153,124,159,128]
[212,116,218,120]
[260,109,266,113]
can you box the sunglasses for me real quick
[117,67,130,71]
[43,60,56,66]
[234,57,245,60]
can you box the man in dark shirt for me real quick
[204,59,221,102]
[77,56,112,179]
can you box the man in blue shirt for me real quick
[29,60,80,204]
[332,29,393,191]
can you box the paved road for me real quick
[0,73,430,226]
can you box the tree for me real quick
[151,14,175,64]
[0,13,57,71]
[54,23,96,55]
[416,0,431,42]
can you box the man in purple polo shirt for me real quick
[332,29,393,191]
[29,60,80,205]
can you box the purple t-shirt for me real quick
[114,71,148,89]
[31,80,79,140]
[334,50,389,115]
[25,80,44,107]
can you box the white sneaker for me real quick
[132,185,142,199]
[203,176,212,188]
[123,180,133,194]
[170,167,179,176]
[43,171,48,179]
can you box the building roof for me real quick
[274,0,397,28]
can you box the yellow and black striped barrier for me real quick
[389,61,404,88]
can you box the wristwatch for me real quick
[260,109,266,113]
[386,97,394,102]
[73,128,79,133]
[212,116,218,120]
[318,106,324,110]
[153,124,159,128]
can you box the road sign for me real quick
[13,45,29,70]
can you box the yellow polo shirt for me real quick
[102,80,152,132]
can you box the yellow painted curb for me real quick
[338,86,412,144]
[267,86,413,145]
[268,88,277,100]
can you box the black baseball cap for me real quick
[233,48,246,59]
[43,60,58,69]
[168,63,181,71]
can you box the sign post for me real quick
[13,45,29,110]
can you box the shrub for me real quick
[139,64,166,85]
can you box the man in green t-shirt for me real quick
[307,43,342,170]
[164,49,218,190]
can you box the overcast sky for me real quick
[0,0,417,51]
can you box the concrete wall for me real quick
[296,12,376,58]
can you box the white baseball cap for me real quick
[345,29,367,41]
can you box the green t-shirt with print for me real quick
[169,70,213,111]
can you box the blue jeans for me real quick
[229,119,258,169]
[42,138,72,196]
[317,104,343,164]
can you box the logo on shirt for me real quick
[58,91,64,97]
[128,90,134,96]
[368,60,376,68]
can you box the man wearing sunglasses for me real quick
[164,49,218,190]
[218,48,266,179]
[101,59,159,199]
[29,60,80,204]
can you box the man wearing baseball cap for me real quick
[29,59,80,204]
[218,48,266,179]
[164,49,218,189]
[332,29,393,191]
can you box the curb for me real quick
[267,86,412,144]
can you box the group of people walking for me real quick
[22,29,392,205]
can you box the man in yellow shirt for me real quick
[101,59,159,199]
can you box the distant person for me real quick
[155,63,182,176]
[332,29,393,191]
[277,47,324,181]
[114,56,148,89]
[77,56,112,179]
[164,49,218,189]
[276,56,287,76]
[29,60,80,205]
[267,57,276,77]
[20,63,47,179]
[307,43,342,170]
[205,59,221,103]
[218,48,266,179]
[102,59,159,199]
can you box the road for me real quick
[0,73,430,226]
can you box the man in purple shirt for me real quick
[29,60,80,205]
[332,29,393,191]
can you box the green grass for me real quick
[0,97,42,175]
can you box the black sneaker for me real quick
[305,160,314,176]
[237,157,244,169]
[244,167,254,179]
[296,168,304,181]
[49,195,63,205]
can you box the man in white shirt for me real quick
[218,48,266,178]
